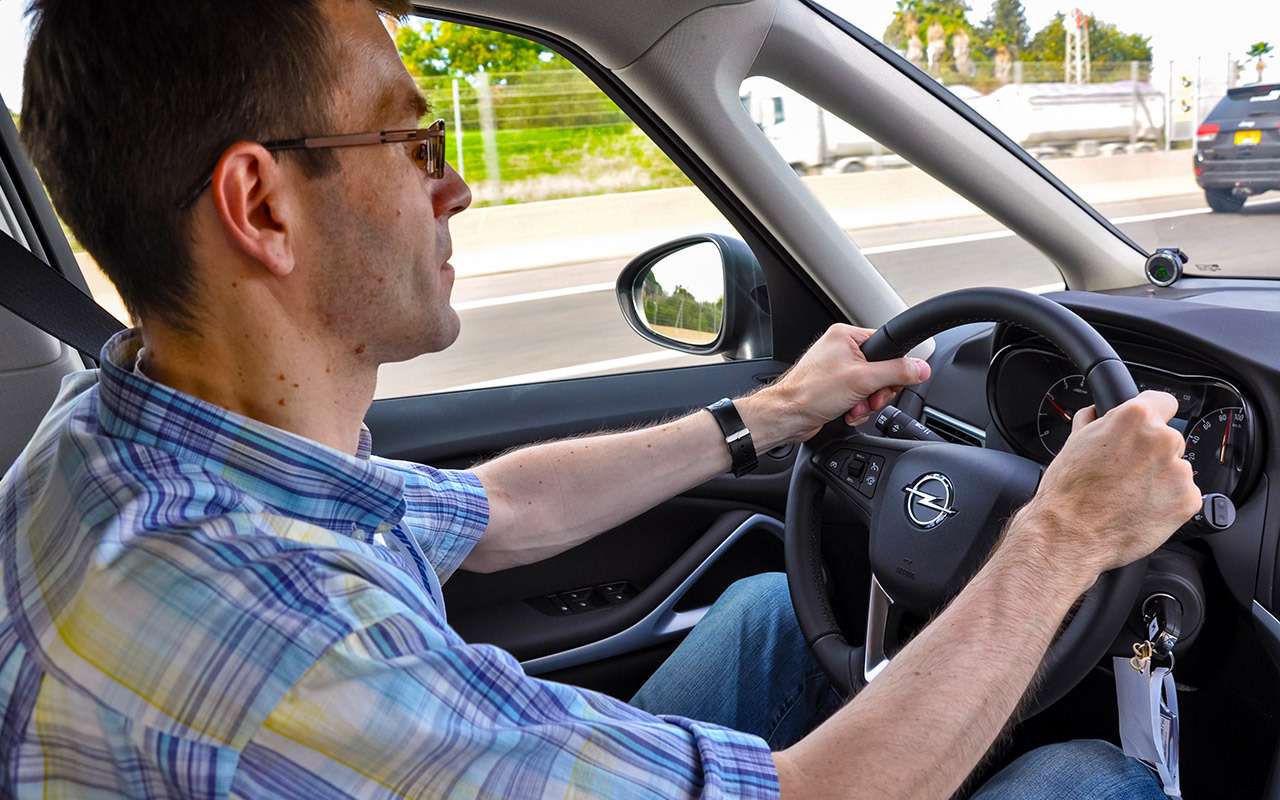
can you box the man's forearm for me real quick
[776,506,1092,800]
[464,392,792,573]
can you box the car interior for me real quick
[2,0,1279,795]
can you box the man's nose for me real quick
[432,162,472,219]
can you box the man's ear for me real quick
[209,142,298,278]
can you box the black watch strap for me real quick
[706,398,758,477]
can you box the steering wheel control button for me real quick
[855,456,885,497]
[902,473,957,529]
[846,453,868,480]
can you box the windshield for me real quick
[816,1,1280,280]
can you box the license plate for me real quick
[1235,130,1262,146]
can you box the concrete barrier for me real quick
[449,150,1197,277]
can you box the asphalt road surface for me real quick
[375,192,1280,399]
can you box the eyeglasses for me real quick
[177,118,446,210]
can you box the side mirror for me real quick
[615,234,771,360]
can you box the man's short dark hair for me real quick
[21,0,409,329]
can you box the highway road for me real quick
[375,192,1280,398]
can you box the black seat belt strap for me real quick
[0,232,125,360]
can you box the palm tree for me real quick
[1247,41,1274,84]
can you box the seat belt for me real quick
[0,231,125,360]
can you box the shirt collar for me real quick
[96,329,404,533]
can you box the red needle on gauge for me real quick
[1046,395,1073,423]
[1219,410,1233,464]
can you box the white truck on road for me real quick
[741,75,1165,172]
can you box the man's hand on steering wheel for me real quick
[760,324,932,441]
[1012,391,1203,590]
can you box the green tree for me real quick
[396,21,561,77]
[1024,13,1152,64]
[977,0,1029,56]
[883,0,975,55]
[1247,41,1274,83]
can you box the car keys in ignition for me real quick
[1115,594,1183,796]
[1142,593,1183,662]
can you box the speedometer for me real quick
[992,346,1258,500]
[1037,374,1091,456]
[1184,406,1247,496]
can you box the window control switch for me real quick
[560,587,595,603]
[597,581,636,605]
[543,594,572,615]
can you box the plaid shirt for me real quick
[0,329,777,799]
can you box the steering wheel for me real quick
[785,287,1143,716]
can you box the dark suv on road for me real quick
[1194,82,1280,212]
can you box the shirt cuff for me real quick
[419,467,490,582]
[661,716,781,799]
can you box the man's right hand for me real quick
[776,389,1202,800]
[1008,390,1203,589]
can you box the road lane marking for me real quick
[450,200,1278,312]
[453,281,614,311]
[441,351,690,392]
[858,206,1226,255]
[860,229,1017,254]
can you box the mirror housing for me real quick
[615,234,771,360]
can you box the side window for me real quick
[376,18,771,399]
[742,77,1064,305]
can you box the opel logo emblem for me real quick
[903,473,957,529]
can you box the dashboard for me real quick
[897,282,1280,794]
[988,345,1260,500]
[907,281,1280,617]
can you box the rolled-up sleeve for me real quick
[234,576,779,799]
[393,463,490,583]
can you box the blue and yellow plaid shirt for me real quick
[0,329,777,798]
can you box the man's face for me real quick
[294,0,472,364]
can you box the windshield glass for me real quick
[817,1,1280,279]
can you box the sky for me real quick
[819,0,1279,74]
[3,1,1279,112]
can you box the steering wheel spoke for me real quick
[864,574,895,683]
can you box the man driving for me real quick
[0,1,1201,797]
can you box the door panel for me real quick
[449,508,779,665]
[365,358,802,693]
[366,358,788,465]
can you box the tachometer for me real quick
[1184,406,1247,496]
[1037,374,1092,456]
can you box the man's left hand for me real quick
[742,324,931,445]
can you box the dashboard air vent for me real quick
[921,407,986,448]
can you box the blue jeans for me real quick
[630,572,1167,799]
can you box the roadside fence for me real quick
[421,56,1268,204]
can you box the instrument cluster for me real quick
[988,346,1259,500]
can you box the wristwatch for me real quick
[706,398,758,477]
